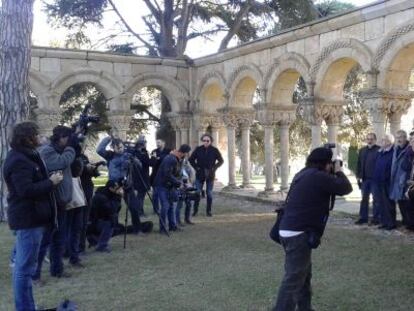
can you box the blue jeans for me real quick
[96,220,113,250]
[152,187,160,213]
[65,207,83,264]
[156,186,176,231]
[359,179,379,222]
[34,208,66,279]
[195,179,214,214]
[13,227,45,311]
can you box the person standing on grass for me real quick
[389,130,412,229]
[3,122,63,311]
[189,134,224,217]
[372,134,395,230]
[355,133,380,225]
[273,147,352,311]
[150,139,171,214]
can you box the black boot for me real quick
[206,197,212,217]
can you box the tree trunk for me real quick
[0,0,35,221]
[159,0,176,57]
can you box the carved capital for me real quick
[360,88,413,117]
[107,110,132,133]
[168,112,192,130]
[256,104,296,126]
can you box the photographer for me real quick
[34,126,76,280]
[153,144,191,233]
[273,147,352,311]
[3,122,63,311]
[189,134,224,217]
[150,139,171,214]
[89,180,123,252]
[133,136,156,217]
[97,136,143,233]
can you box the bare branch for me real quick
[143,0,161,22]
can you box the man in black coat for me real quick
[150,139,171,214]
[3,122,63,311]
[355,132,380,225]
[273,147,352,311]
[189,134,224,216]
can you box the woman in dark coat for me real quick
[3,122,62,311]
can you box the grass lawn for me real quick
[1,197,414,311]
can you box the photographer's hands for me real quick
[49,171,63,185]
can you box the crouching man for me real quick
[90,180,123,252]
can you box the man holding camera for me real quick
[273,147,352,311]
[153,144,191,233]
[189,134,223,217]
[4,122,63,311]
[355,133,380,225]
[34,125,77,279]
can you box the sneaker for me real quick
[369,220,380,226]
[354,219,367,225]
[185,220,195,225]
[206,212,213,217]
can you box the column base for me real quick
[240,183,255,189]
[257,188,277,198]
[222,184,240,191]
[280,185,289,192]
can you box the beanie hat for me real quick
[51,125,72,143]
[307,147,333,164]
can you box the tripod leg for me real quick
[123,192,129,249]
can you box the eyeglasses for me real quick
[202,140,210,143]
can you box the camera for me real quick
[90,161,106,178]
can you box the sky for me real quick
[32,0,378,58]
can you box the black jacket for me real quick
[79,154,95,204]
[133,148,156,192]
[280,168,353,237]
[150,147,171,185]
[356,145,380,180]
[91,187,121,225]
[189,145,224,181]
[3,147,55,230]
[153,154,181,189]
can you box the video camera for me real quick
[177,178,201,201]
[73,103,100,142]
[90,161,106,178]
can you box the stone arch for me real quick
[125,73,190,113]
[311,39,372,82]
[227,64,263,108]
[312,39,372,101]
[265,53,311,106]
[376,24,414,90]
[196,71,226,99]
[51,68,123,104]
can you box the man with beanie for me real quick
[273,147,352,311]
[189,134,224,217]
[34,125,76,279]
[154,144,191,233]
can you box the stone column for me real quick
[211,127,219,147]
[180,128,188,145]
[107,111,131,141]
[34,108,62,137]
[327,122,339,157]
[371,110,386,140]
[197,127,205,144]
[222,115,239,190]
[311,123,322,150]
[279,122,290,191]
[240,120,253,188]
[263,124,275,193]
[175,130,181,149]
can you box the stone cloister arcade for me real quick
[29,0,414,195]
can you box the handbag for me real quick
[66,177,87,210]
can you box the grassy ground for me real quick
[1,197,414,311]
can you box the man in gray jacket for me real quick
[33,126,76,280]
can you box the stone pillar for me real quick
[279,122,290,191]
[240,120,253,188]
[34,108,62,137]
[211,127,220,147]
[222,114,239,190]
[371,110,386,140]
[327,122,339,157]
[180,128,188,145]
[263,124,275,193]
[311,123,322,150]
[197,127,205,143]
[175,130,181,149]
[107,111,131,141]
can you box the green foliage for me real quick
[348,145,358,174]
[315,0,355,17]
[107,43,136,54]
